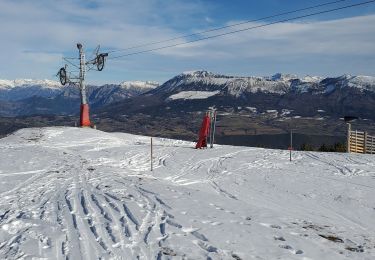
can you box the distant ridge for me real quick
[1,71,375,120]
[150,70,375,98]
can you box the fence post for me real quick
[290,129,293,162]
[347,123,351,153]
[211,111,217,148]
[208,111,212,147]
[151,137,153,171]
[364,132,367,154]
[205,111,209,149]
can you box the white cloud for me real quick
[0,0,374,83]
[0,0,199,80]
[155,14,375,58]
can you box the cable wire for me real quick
[108,0,375,60]
[106,0,348,54]
[63,57,80,69]
[63,57,79,60]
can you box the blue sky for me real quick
[0,0,375,84]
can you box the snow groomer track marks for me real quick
[0,127,375,259]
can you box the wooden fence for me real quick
[348,130,375,154]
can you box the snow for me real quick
[0,79,61,90]
[347,76,375,92]
[182,71,214,77]
[182,70,203,76]
[120,81,159,90]
[271,73,298,81]
[245,107,257,113]
[162,71,375,98]
[351,75,375,85]
[302,76,323,83]
[292,83,312,93]
[0,79,159,91]
[168,91,220,100]
[0,127,375,259]
[0,79,159,102]
[325,85,336,94]
[281,109,292,116]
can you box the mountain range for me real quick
[102,71,375,120]
[1,71,375,149]
[0,80,159,116]
[2,71,375,118]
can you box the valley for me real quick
[1,71,375,150]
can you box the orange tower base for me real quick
[80,104,91,127]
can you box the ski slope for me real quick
[0,127,374,259]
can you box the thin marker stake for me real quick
[151,137,153,171]
[290,130,293,162]
[211,111,217,148]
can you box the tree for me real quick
[319,144,330,152]
[318,142,346,153]
[300,143,314,151]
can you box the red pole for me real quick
[80,104,91,127]
[196,113,211,149]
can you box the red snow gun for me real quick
[195,113,211,149]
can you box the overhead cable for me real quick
[108,0,375,60]
[106,0,348,54]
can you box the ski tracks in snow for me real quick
[1,128,375,259]
[0,144,229,259]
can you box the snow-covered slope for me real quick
[168,90,221,100]
[0,127,374,259]
[120,81,159,92]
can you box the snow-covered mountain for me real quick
[98,70,375,124]
[151,70,375,99]
[2,72,375,103]
[151,71,291,97]
[0,79,61,90]
[0,79,158,102]
[0,80,159,116]
[0,126,374,259]
[88,82,158,107]
[2,72,375,120]
[120,80,159,92]
[0,79,62,101]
